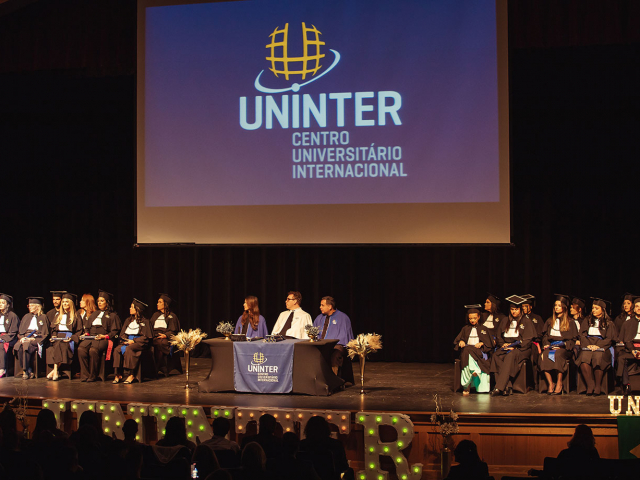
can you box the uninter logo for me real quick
[248,351,278,373]
[240,22,402,130]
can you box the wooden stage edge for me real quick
[0,360,624,479]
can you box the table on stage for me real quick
[198,338,345,396]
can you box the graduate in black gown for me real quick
[0,293,20,378]
[481,293,507,342]
[617,297,640,395]
[113,298,153,384]
[78,290,121,382]
[522,295,544,389]
[45,290,65,326]
[14,297,49,379]
[46,293,81,381]
[490,295,535,396]
[539,295,579,395]
[151,293,181,375]
[614,293,636,385]
[576,298,616,396]
[453,304,494,395]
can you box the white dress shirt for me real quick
[271,308,312,339]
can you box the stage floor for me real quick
[0,360,615,417]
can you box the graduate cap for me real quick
[0,293,13,304]
[464,304,483,315]
[159,293,172,305]
[521,294,536,306]
[505,295,526,306]
[486,292,501,307]
[98,290,114,302]
[553,294,571,307]
[50,290,67,297]
[622,292,636,302]
[571,296,586,309]
[62,292,77,305]
[27,297,45,305]
[590,297,611,312]
[132,298,148,311]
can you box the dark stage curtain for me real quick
[1,0,639,363]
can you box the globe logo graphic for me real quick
[254,22,341,94]
[252,352,267,365]
[266,22,325,81]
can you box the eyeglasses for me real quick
[286,298,295,302]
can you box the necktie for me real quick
[321,315,331,339]
[278,311,295,336]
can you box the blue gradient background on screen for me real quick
[144,0,499,207]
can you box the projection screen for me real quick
[136,0,510,244]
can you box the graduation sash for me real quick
[547,340,565,362]
[120,335,142,355]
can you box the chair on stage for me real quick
[510,359,531,394]
[133,348,159,383]
[629,375,640,393]
[13,349,44,378]
[453,359,463,392]
[537,368,570,394]
[576,368,613,395]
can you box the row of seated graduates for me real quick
[0,290,182,383]
[0,405,353,480]
[453,292,640,396]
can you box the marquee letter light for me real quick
[356,412,422,480]
[98,402,126,439]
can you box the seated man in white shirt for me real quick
[272,291,312,339]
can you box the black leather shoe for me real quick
[623,384,631,395]
[503,387,512,396]
[490,389,502,397]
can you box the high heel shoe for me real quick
[47,370,55,379]
[547,382,555,395]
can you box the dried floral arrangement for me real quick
[346,333,382,359]
[170,328,208,352]
[430,394,459,440]
[305,325,320,340]
[215,322,234,335]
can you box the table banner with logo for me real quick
[233,339,300,393]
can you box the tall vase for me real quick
[184,350,191,389]
[359,355,366,394]
[441,445,452,479]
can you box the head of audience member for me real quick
[0,407,18,450]
[319,296,336,316]
[258,414,277,436]
[453,439,481,464]
[241,441,267,472]
[568,424,596,450]
[192,444,220,479]
[33,408,58,437]
[212,417,231,438]
[282,431,300,457]
[122,419,139,442]
[205,469,233,480]
[286,291,302,310]
[163,416,188,446]
[303,415,331,442]
[78,409,102,432]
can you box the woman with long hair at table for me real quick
[576,298,615,395]
[234,296,268,338]
[14,296,49,379]
[77,294,97,323]
[539,295,578,395]
[113,299,153,384]
[46,293,81,381]
[151,293,181,375]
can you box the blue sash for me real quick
[121,335,142,355]
[502,340,521,350]
[547,340,565,362]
